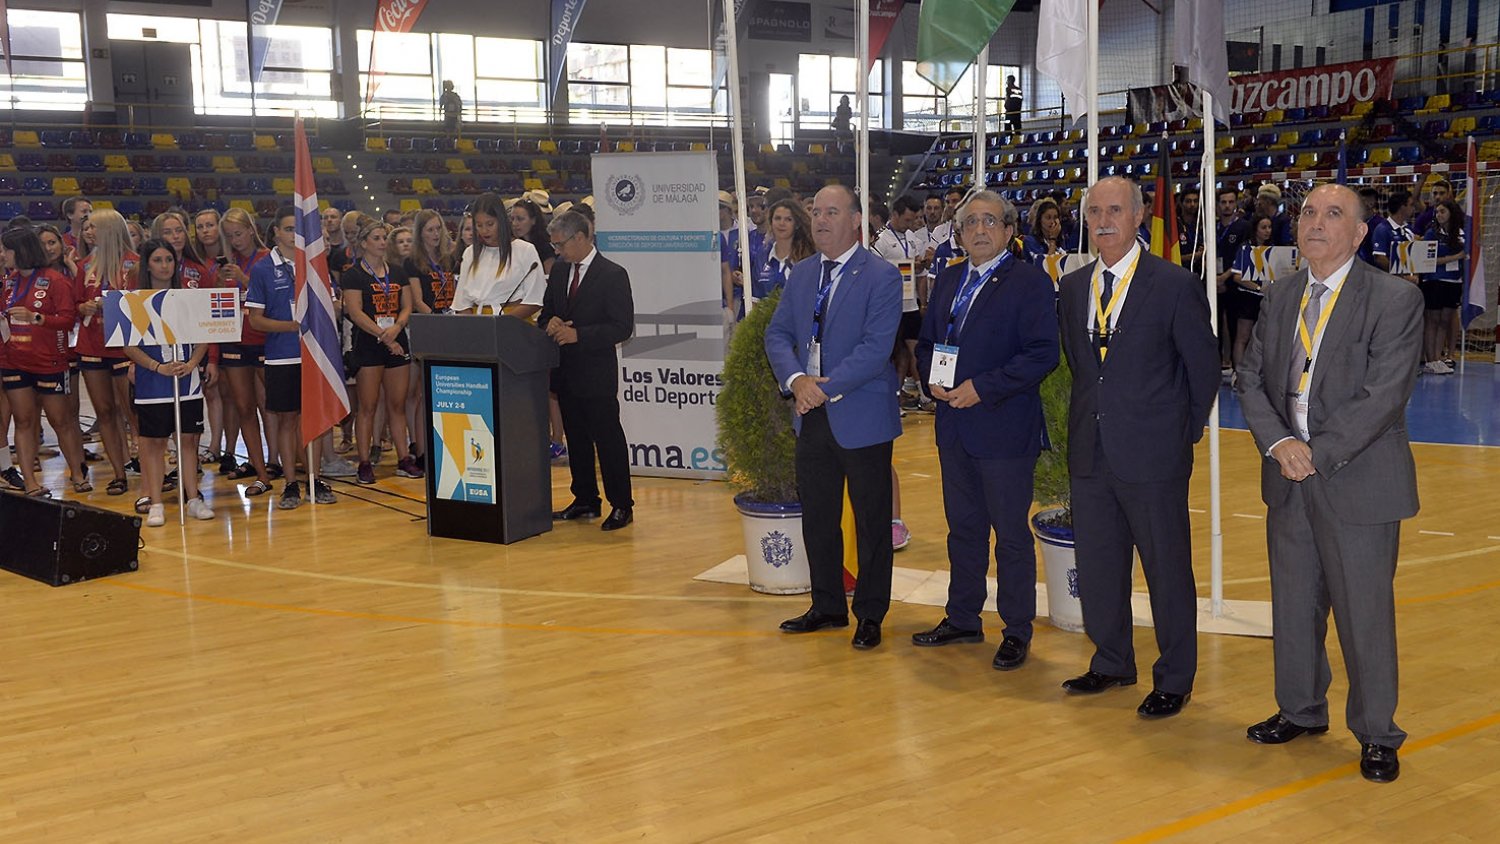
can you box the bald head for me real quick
[1085,177,1146,264]
[1297,184,1367,278]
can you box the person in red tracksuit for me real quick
[73,209,138,496]
[1,226,89,498]
[215,206,276,496]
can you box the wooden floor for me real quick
[3,409,1499,842]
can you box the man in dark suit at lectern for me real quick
[1056,176,1221,719]
[540,210,636,531]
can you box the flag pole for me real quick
[974,45,988,193]
[1082,0,1099,255]
[1203,90,1223,618]
[721,0,752,312]
[168,346,187,525]
[857,0,870,247]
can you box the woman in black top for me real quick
[508,198,556,276]
[341,219,422,484]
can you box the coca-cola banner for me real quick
[365,0,432,104]
[1229,58,1396,116]
[867,0,903,72]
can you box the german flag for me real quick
[1150,137,1182,265]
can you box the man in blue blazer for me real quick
[1056,176,1221,718]
[913,191,1059,669]
[764,184,903,650]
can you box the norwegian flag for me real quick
[209,289,239,319]
[293,118,350,445]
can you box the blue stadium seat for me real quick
[116,199,145,218]
[185,154,212,171]
[108,176,135,195]
[0,200,24,219]
[26,201,59,220]
[227,134,254,151]
[16,153,45,171]
[22,177,50,194]
[40,130,71,148]
[124,132,152,150]
[136,176,167,194]
[74,154,106,172]
[0,178,19,196]
[177,133,205,151]
[1394,146,1422,164]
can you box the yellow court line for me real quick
[106,580,792,639]
[146,546,796,605]
[1118,709,1500,844]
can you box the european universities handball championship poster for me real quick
[429,364,497,503]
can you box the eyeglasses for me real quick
[960,213,1006,231]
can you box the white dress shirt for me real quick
[1084,241,1143,333]
[451,239,545,312]
[785,241,860,392]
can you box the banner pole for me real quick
[857,0,870,246]
[169,345,186,525]
[1203,90,1223,618]
[974,44,988,193]
[721,0,752,313]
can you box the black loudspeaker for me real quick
[0,492,141,586]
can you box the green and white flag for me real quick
[915,0,1018,94]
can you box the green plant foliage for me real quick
[716,288,799,504]
[1033,342,1072,524]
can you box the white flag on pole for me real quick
[1037,0,1090,125]
[1174,0,1232,126]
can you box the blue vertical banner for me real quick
[548,0,589,105]
[246,0,284,83]
[429,365,497,503]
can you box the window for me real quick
[355,32,544,124]
[797,55,885,130]
[567,43,725,127]
[197,20,336,117]
[0,9,87,111]
[473,37,545,123]
[357,30,435,120]
[900,61,1020,132]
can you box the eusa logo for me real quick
[606,174,646,215]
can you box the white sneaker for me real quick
[146,503,166,527]
[1423,360,1453,375]
[186,497,215,521]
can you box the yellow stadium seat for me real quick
[616,141,635,153]
[0,154,15,171]
[399,198,422,213]
[1367,147,1393,165]
[105,155,132,172]
[1293,153,1318,170]
[1215,136,1232,151]
[254,135,278,151]
[272,178,294,195]
[230,199,255,214]
[212,155,239,174]
[445,158,470,174]
[318,199,331,211]
[165,177,192,197]
[538,139,559,154]
[313,156,338,174]
[1419,94,1450,115]
[13,130,40,147]
[365,137,388,152]
[522,177,544,191]
[456,138,477,154]
[91,200,114,211]
[808,143,825,154]
[53,177,81,195]
[412,178,436,195]
[1272,131,1299,149]
[530,159,554,173]
[757,143,775,155]
[774,177,792,189]
[1260,109,1284,126]
[151,133,177,149]
[1446,117,1476,138]
[1351,101,1374,117]
[690,142,707,151]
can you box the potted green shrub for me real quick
[716,288,810,594]
[1031,350,1084,631]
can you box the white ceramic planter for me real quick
[735,495,812,595]
[1033,508,1085,633]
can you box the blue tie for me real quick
[952,269,981,340]
[819,259,838,293]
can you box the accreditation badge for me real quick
[807,340,822,378]
[930,343,959,388]
[898,260,915,301]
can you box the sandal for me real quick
[199,449,219,465]
[135,496,153,515]
[72,478,94,493]
[226,462,256,480]
[266,462,284,480]
[163,470,179,493]
[244,479,272,497]
[106,478,129,496]
[25,487,52,498]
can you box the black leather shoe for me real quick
[600,507,633,531]
[1360,743,1400,783]
[1246,713,1330,745]
[911,618,984,647]
[851,619,881,650]
[1061,670,1137,695]
[779,609,849,634]
[552,501,601,520]
[992,635,1030,670]
[1137,689,1190,719]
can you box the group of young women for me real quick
[1,188,576,525]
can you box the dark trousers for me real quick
[1071,443,1198,694]
[939,445,1038,640]
[557,391,633,511]
[1268,478,1405,748]
[795,406,893,622]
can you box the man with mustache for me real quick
[1056,176,1220,719]
[1235,184,1422,783]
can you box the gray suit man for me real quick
[1235,184,1423,784]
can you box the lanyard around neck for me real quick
[1091,251,1142,361]
[1295,278,1347,394]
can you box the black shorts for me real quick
[134,398,205,438]
[1421,279,1462,310]
[265,363,301,413]
[220,343,266,368]
[351,332,412,370]
[78,356,129,374]
[898,310,922,343]
[1,368,68,395]
[1236,290,1262,322]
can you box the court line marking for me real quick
[105,581,789,638]
[1118,708,1500,843]
[1230,513,1264,520]
[1217,543,1500,588]
[1418,530,1456,536]
[143,546,799,605]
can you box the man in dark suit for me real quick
[765,184,903,650]
[540,210,636,531]
[912,190,1059,669]
[1235,184,1423,783]
[1056,176,1220,718]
